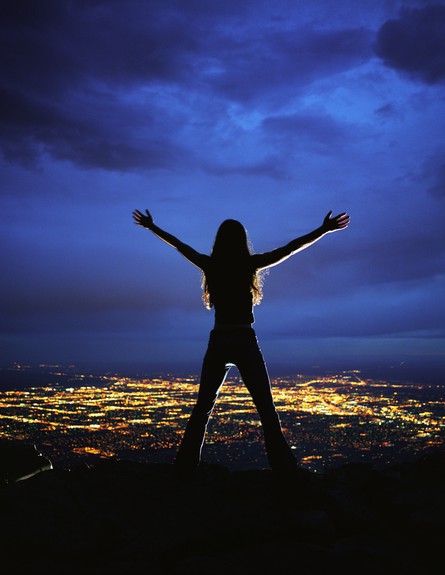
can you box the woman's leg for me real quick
[174,334,230,469]
[236,333,296,471]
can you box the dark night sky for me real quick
[1,1,444,374]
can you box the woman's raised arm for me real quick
[252,211,350,270]
[133,209,208,269]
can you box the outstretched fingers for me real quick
[334,212,350,229]
[132,209,142,223]
[132,208,154,229]
[132,209,148,226]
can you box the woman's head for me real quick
[211,219,252,259]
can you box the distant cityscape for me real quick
[1,363,444,472]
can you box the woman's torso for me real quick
[204,258,256,325]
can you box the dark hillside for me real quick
[1,442,444,574]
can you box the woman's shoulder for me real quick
[199,254,212,271]
[250,253,265,270]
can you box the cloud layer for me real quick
[1,1,444,369]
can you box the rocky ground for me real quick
[1,445,445,574]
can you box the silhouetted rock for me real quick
[0,439,52,485]
[1,449,444,573]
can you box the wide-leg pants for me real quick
[174,327,296,471]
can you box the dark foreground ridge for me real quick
[1,441,444,574]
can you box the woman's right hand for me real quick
[133,209,154,229]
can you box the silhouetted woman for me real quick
[133,209,349,472]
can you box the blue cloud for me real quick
[376,5,445,84]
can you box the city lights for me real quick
[1,364,444,472]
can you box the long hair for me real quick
[202,219,264,309]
